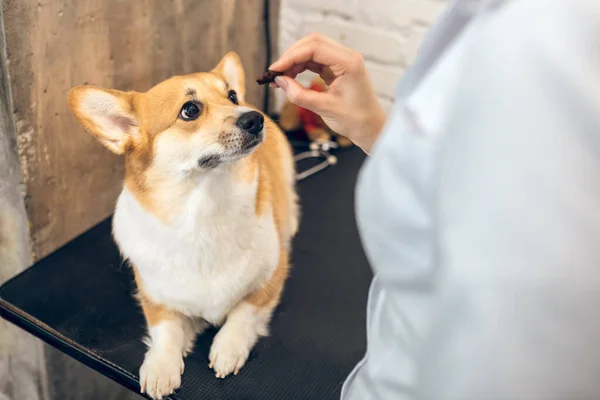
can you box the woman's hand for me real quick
[270,34,387,153]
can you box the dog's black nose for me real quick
[237,111,264,136]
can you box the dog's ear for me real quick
[213,52,246,102]
[67,86,139,155]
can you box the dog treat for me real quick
[256,70,284,85]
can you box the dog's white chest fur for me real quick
[112,171,279,325]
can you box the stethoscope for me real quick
[292,140,339,181]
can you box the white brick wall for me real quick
[276,0,447,113]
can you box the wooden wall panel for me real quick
[2,0,274,261]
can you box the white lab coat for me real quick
[342,0,600,399]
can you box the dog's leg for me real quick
[134,270,205,399]
[209,248,289,378]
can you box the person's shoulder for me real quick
[481,0,599,43]
[487,0,598,20]
[466,0,598,76]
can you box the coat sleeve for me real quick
[419,1,600,399]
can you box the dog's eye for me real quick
[180,102,201,121]
[228,90,239,105]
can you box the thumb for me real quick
[275,76,331,114]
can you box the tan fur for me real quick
[246,247,289,308]
[246,123,294,308]
[253,118,296,234]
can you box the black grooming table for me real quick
[0,148,371,400]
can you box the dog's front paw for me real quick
[140,349,184,400]
[209,329,251,379]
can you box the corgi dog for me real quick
[68,52,299,400]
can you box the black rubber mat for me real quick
[0,147,371,400]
